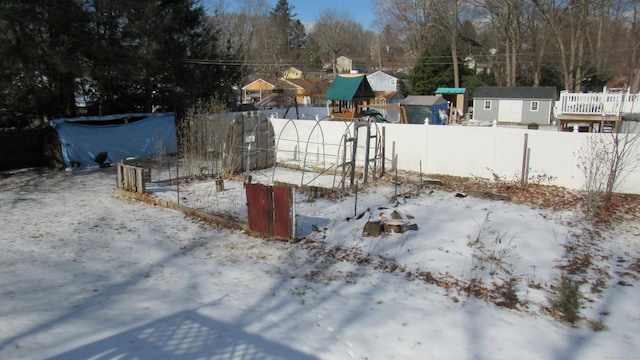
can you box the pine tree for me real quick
[0,0,88,127]
[409,43,455,95]
[269,0,306,62]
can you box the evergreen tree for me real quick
[0,0,88,128]
[85,0,238,115]
[0,0,241,128]
[269,0,306,62]
[409,40,492,96]
[409,43,455,95]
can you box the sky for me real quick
[1,163,639,359]
[271,0,378,31]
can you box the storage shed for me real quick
[473,86,557,124]
[435,87,468,123]
[399,96,449,125]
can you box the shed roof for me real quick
[475,86,557,100]
[435,87,467,94]
[400,95,448,106]
[373,91,404,102]
[281,78,330,92]
[325,74,375,101]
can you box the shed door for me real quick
[246,183,292,240]
[498,100,523,123]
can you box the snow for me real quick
[1,167,639,359]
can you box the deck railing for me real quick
[557,89,640,116]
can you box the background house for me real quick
[367,71,401,92]
[241,78,277,103]
[473,86,557,124]
[283,66,326,80]
[366,71,406,119]
[280,78,330,106]
[336,56,353,74]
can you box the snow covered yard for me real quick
[1,167,639,359]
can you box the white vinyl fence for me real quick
[270,118,640,195]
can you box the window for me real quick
[531,101,539,111]
[484,100,492,110]
[390,79,397,86]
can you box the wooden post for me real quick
[136,167,145,193]
[116,164,123,189]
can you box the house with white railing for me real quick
[555,87,640,132]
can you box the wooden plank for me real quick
[135,167,145,193]
[116,164,123,189]
[113,188,249,231]
[273,186,292,239]
[246,183,270,235]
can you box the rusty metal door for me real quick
[246,183,292,239]
[272,186,292,239]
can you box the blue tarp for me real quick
[49,113,177,168]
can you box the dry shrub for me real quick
[178,98,235,179]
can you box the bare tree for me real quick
[576,122,640,219]
[374,0,433,61]
[627,0,640,92]
[477,0,525,86]
[376,0,476,87]
[311,9,370,75]
[523,2,549,86]
[532,0,590,91]
[603,123,640,206]
[373,24,411,70]
[208,0,270,74]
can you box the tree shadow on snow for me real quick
[295,215,330,238]
[46,309,319,360]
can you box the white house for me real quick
[366,71,401,92]
[336,56,353,74]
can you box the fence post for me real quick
[521,133,529,187]
[176,161,180,204]
[116,163,123,189]
[135,167,145,193]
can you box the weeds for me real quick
[485,167,557,189]
[548,272,583,324]
[494,276,521,309]
[179,98,236,179]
